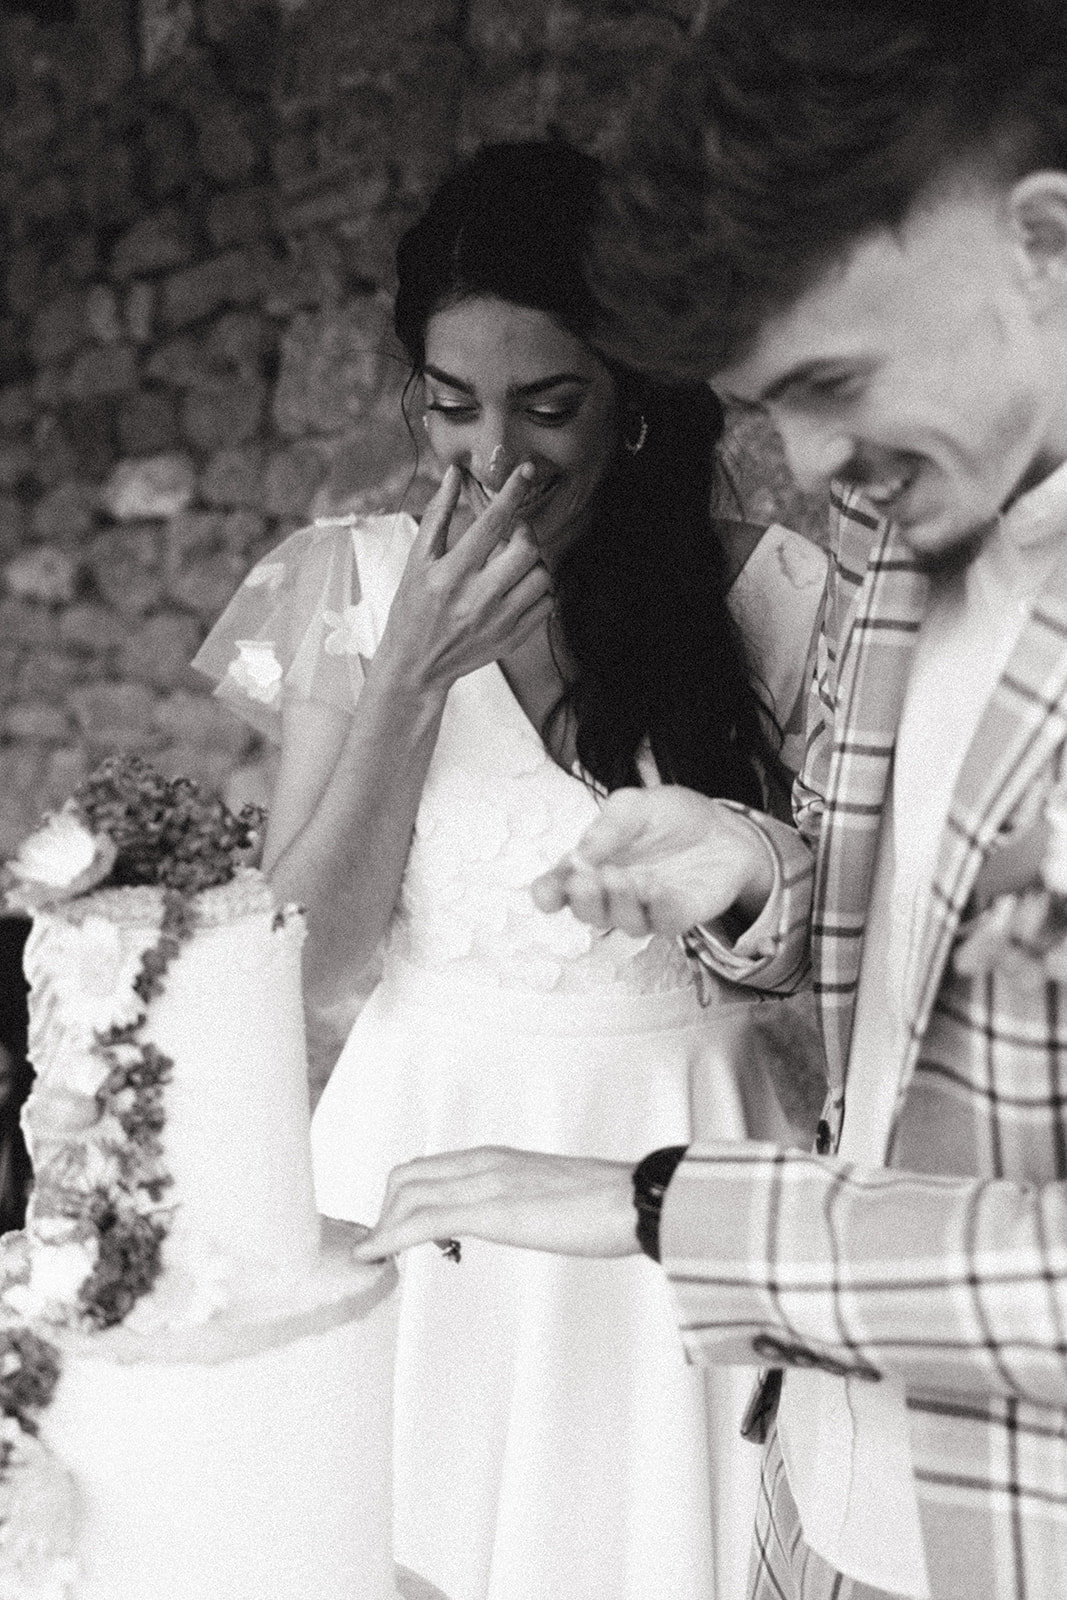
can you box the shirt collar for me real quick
[1000,458,1067,549]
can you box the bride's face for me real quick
[421,295,619,568]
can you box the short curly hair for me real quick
[588,0,1067,380]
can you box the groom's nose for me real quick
[771,409,853,493]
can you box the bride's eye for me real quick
[425,400,476,421]
[528,401,581,426]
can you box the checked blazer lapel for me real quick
[888,533,1067,1132]
[812,520,928,1120]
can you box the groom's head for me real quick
[592,0,1067,559]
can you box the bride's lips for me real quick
[464,471,555,520]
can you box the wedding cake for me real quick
[0,760,400,1600]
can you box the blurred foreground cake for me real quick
[0,758,399,1600]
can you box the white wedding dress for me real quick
[194,510,827,1600]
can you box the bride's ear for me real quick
[1009,171,1067,315]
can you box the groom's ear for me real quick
[1009,170,1067,311]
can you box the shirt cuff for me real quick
[685,811,785,977]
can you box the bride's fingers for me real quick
[550,867,614,929]
[416,465,464,558]
[599,865,655,937]
[449,463,536,570]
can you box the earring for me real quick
[421,414,430,432]
[623,413,649,455]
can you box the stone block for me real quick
[140,0,196,75]
[273,298,389,437]
[0,384,33,433]
[29,290,87,368]
[67,680,160,750]
[86,285,125,345]
[467,0,554,63]
[111,206,198,281]
[77,138,138,229]
[65,400,118,480]
[42,745,91,809]
[119,609,205,691]
[144,333,215,392]
[0,494,28,560]
[153,688,252,758]
[0,597,62,646]
[101,453,198,522]
[64,233,100,283]
[0,745,48,858]
[64,344,139,403]
[87,525,166,616]
[0,440,31,487]
[30,481,97,547]
[200,446,266,508]
[196,105,262,186]
[180,377,265,452]
[3,545,78,606]
[14,647,86,703]
[58,602,129,655]
[32,366,67,412]
[1,247,41,321]
[263,232,345,318]
[21,171,74,227]
[3,80,58,155]
[145,112,201,200]
[31,417,78,489]
[317,411,417,514]
[206,0,278,93]
[166,547,247,620]
[210,309,272,374]
[125,282,157,346]
[0,319,25,389]
[207,184,276,250]
[270,130,317,193]
[117,388,181,455]
[154,739,244,795]
[264,442,328,517]
[220,509,267,556]
[3,700,73,743]
[162,250,248,328]
[164,508,225,568]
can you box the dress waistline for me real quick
[377,953,754,1037]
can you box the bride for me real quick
[195,140,825,1600]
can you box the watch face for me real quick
[634,1145,687,1203]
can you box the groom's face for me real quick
[715,183,1062,561]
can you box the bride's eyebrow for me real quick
[423,364,591,398]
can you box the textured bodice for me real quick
[384,661,695,998]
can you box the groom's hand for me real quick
[352,1147,639,1262]
[531,787,774,938]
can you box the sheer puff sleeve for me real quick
[191,512,419,743]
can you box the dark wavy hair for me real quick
[393,139,781,808]
[587,0,1067,379]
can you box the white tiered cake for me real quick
[4,868,400,1600]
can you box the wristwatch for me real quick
[631,1145,688,1262]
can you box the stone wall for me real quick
[0,0,822,854]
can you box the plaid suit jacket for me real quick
[667,487,1067,1598]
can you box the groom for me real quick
[359,2,1067,1595]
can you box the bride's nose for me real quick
[473,438,517,493]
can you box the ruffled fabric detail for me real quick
[192,513,419,742]
[384,663,695,997]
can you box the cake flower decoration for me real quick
[0,755,269,1554]
[2,808,116,913]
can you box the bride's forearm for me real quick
[265,664,447,1009]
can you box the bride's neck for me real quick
[498,620,576,771]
